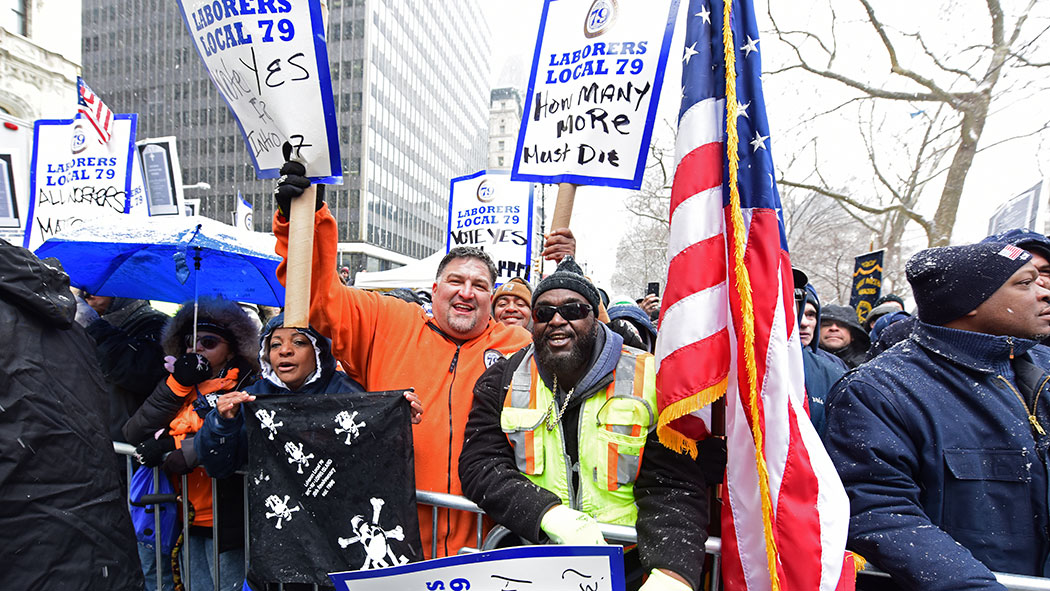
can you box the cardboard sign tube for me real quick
[283,186,316,328]
[551,182,576,230]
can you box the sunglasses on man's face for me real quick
[185,335,227,351]
[532,302,593,323]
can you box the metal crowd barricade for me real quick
[116,443,1050,591]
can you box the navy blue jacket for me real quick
[197,320,364,479]
[801,284,846,434]
[825,321,1050,590]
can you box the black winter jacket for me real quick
[85,298,168,443]
[0,239,143,591]
[460,327,710,591]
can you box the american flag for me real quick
[76,77,113,145]
[654,0,851,590]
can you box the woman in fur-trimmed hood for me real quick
[159,296,262,374]
[124,296,261,591]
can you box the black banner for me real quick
[245,390,422,586]
[850,250,884,324]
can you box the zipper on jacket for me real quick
[1008,337,1015,360]
[442,342,462,557]
[998,375,1046,436]
[552,382,578,510]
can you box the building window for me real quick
[3,0,27,36]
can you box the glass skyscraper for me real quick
[82,0,489,275]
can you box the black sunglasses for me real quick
[532,302,593,323]
[185,334,227,351]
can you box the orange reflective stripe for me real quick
[606,375,619,490]
[529,362,539,408]
[631,354,647,437]
[525,429,536,473]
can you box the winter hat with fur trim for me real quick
[906,242,1032,326]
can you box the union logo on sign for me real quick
[584,0,617,38]
[71,122,88,154]
[476,179,495,203]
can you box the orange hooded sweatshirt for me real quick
[275,205,531,558]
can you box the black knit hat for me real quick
[533,256,601,314]
[906,242,1032,325]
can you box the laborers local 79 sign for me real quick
[512,0,681,190]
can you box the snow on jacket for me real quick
[0,239,143,591]
[197,319,365,479]
[824,321,1050,590]
[274,205,532,558]
[459,325,711,591]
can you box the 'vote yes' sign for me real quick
[176,0,341,182]
[512,0,680,190]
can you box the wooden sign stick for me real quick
[283,185,316,328]
[551,182,577,230]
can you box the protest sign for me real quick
[988,181,1043,235]
[136,136,186,216]
[175,0,341,181]
[245,390,422,586]
[850,250,884,324]
[447,171,535,284]
[330,545,626,591]
[24,114,137,251]
[512,0,680,190]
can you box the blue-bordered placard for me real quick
[511,0,680,190]
[447,170,535,285]
[25,113,137,250]
[329,545,626,591]
[175,0,342,183]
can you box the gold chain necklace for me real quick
[545,375,575,431]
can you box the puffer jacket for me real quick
[196,317,365,479]
[123,297,260,550]
[0,239,143,590]
[825,321,1050,590]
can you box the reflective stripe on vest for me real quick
[501,346,657,524]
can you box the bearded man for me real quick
[459,257,710,591]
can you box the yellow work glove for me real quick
[539,505,608,545]
[639,569,692,591]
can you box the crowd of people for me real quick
[4,152,1050,591]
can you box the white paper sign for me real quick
[512,0,680,189]
[329,545,625,591]
[24,114,137,251]
[176,0,342,182]
[447,171,535,285]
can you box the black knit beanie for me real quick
[906,242,1032,325]
[533,256,601,313]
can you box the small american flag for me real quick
[655,0,852,589]
[997,244,1028,261]
[76,77,113,145]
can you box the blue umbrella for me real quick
[35,215,285,307]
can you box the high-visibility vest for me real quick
[500,346,658,526]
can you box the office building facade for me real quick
[82,0,489,276]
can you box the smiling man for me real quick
[460,257,710,591]
[825,242,1050,590]
[492,277,532,329]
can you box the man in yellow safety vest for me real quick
[460,257,711,591]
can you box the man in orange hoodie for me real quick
[272,157,574,558]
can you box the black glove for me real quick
[134,433,176,468]
[172,353,211,387]
[162,448,194,475]
[274,142,323,217]
[697,436,728,485]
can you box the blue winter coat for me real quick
[801,284,846,435]
[196,319,364,479]
[824,321,1050,590]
